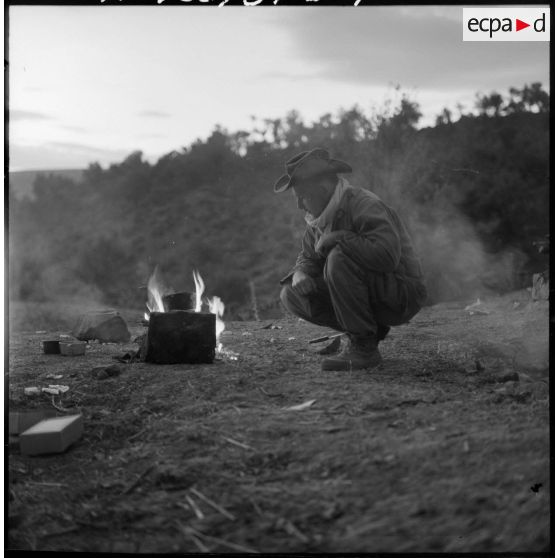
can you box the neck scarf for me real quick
[304,177,350,235]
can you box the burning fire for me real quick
[145,265,166,320]
[192,270,205,312]
[144,267,227,354]
[191,270,226,351]
[208,295,225,352]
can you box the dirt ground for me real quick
[6,289,551,553]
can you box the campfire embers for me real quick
[141,268,226,365]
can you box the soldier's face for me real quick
[292,180,333,217]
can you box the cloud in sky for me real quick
[49,140,133,155]
[138,110,172,118]
[10,109,53,121]
[62,125,88,133]
[278,7,549,91]
[138,133,167,139]
[10,141,133,171]
[8,5,550,171]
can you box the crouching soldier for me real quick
[275,148,427,371]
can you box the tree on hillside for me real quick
[505,83,549,114]
[375,95,422,150]
[435,108,453,126]
[10,83,549,311]
[475,82,549,117]
[475,92,504,117]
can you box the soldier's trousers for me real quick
[280,247,426,339]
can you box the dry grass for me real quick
[7,291,550,552]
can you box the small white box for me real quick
[19,415,84,456]
[9,410,57,435]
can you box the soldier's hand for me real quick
[292,270,317,296]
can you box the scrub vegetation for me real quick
[8,83,549,319]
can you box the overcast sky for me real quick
[8,5,550,171]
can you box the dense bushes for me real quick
[9,84,549,317]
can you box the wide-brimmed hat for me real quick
[273,148,352,193]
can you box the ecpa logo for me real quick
[463,7,550,41]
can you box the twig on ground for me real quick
[329,403,347,412]
[40,525,79,538]
[190,487,235,520]
[276,517,310,543]
[244,482,286,491]
[69,389,89,398]
[25,481,68,488]
[175,522,211,552]
[309,333,343,344]
[50,396,73,413]
[450,167,480,175]
[249,497,264,517]
[258,387,283,398]
[222,436,254,451]
[185,525,259,554]
[176,501,190,513]
[127,428,148,442]
[283,399,316,411]
[121,464,155,495]
[190,533,211,553]
[184,494,205,519]
[75,519,112,530]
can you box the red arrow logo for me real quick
[516,18,530,31]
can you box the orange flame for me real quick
[145,266,166,320]
[207,295,225,351]
[193,269,205,312]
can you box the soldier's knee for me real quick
[280,284,302,314]
[324,246,350,284]
[280,284,311,320]
[279,285,292,309]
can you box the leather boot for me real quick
[319,325,390,356]
[321,334,382,371]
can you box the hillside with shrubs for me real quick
[8,83,550,320]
